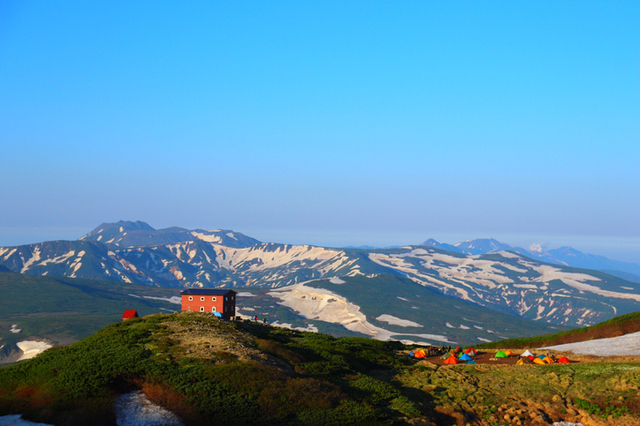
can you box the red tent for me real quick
[557,356,571,364]
[122,310,139,320]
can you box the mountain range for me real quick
[1,221,639,333]
[421,237,640,282]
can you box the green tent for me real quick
[441,352,453,359]
[495,350,508,358]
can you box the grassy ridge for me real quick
[474,311,640,350]
[0,313,419,425]
[1,313,639,425]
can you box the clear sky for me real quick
[1,1,639,262]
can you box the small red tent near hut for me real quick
[122,310,139,321]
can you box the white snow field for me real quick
[375,314,422,328]
[540,331,640,356]
[16,341,52,361]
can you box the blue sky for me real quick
[1,1,639,262]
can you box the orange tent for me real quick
[504,350,514,356]
[444,356,458,364]
[414,349,427,358]
[533,357,545,365]
[543,356,555,364]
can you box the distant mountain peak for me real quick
[80,220,155,239]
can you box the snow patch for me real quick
[191,231,222,243]
[114,391,184,426]
[477,337,492,343]
[375,314,422,328]
[237,292,255,297]
[17,341,52,361]
[20,247,41,273]
[540,331,640,356]
[329,277,346,284]
[140,295,181,305]
[396,296,409,301]
[271,321,319,333]
[10,324,21,334]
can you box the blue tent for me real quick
[213,312,223,318]
[465,359,477,365]
[459,353,473,361]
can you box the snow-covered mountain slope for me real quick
[2,222,640,329]
[112,241,370,288]
[421,237,640,281]
[368,247,640,326]
[237,274,565,345]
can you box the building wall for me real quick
[180,293,236,319]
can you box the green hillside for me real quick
[305,274,567,344]
[1,312,639,425]
[0,271,181,347]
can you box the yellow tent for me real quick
[543,356,555,364]
[533,357,546,365]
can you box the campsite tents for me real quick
[465,359,477,365]
[504,350,514,356]
[516,358,532,365]
[533,358,546,365]
[557,356,571,364]
[464,348,477,356]
[543,356,555,364]
[520,350,534,357]
[441,352,453,360]
[495,351,508,358]
[459,353,473,361]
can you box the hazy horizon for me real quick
[1,222,638,264]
